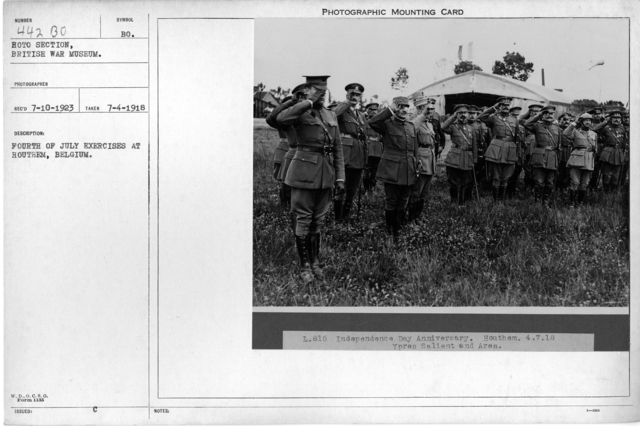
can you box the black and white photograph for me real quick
[253,18,630,307]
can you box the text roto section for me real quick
[283,331,594,351]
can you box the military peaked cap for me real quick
[541,105,556,113]
[578,113,593,121]
[607,109,622,117]
[467,105,478,112]
[497,97,512,104]
[365,102,379,110]
[413,96,430,107]
[292,83,307,94]
[394,96,410,106]
[509,106,522,113]
[303,75,330,88]
[588,107,603,114]
[345,83,364,93]
[528,104,543,110]
[453,104,469,113]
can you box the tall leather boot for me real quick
[534,186,542,203]
[289,211,297,234]
[506,179,514,199]
[450,185,458,203]
[492,186,498,202]
[279,183,287,207]
[458,185,466,205]
[569,190,576,207]
[577,190,586,205]
[407,201,416,222]
[385,209,395,235]
[415,200,424,222]
[362,176,371,193]
[497,186,505,201]
[295,236,313,283]
[542,187,551,207]
[394,209,405,239]
[333,200,343,223]
[308,233,323,278]
[342,201,352,223]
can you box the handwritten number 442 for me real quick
[17,26,66,38]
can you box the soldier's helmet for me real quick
[578,113,593,121]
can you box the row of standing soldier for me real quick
[266,77,630,281]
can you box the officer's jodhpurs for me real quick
[291,187,332,237]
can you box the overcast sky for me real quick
[255,18,629,105]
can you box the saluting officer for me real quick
[468,105,490,189]
[555,112,574,192]
[277,76,345,282]
[442,104,478,205]
[587,107,605,190]
[621,110,630,188]
[408,100,437,221]
[333,83,368,222]
[368,97,425,238]
[268,84,309,212]
[477,97,520,201]
[523,105,562,205]
[591,109,626,193]
[505,105,524,198]
[518,103,543,190]
[563,113,598,206]
[363,102,383,192]
[426,97,445,158]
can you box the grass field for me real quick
[253,126,630,307]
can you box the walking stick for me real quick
[356,176,363,221]
[472,164,480,201]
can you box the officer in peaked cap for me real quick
[363,102,383,192]
[562,113,598,206]
[588,107,605,123]
[468,105,490,189]
[477,96,520,201]
[407,101,437,221]
[332,83,369,222]
[587,107,605,191]
[519,103,544,190]
[621,110,630,187]
[266,84,308,210]
[442,104,478,205]
[590,108,626,193]
[277,75,345,282]
[425,97,445,157]
[368,95,428,239]
[523,105,562,205]
[555,112,574,191]
[503,106,524,198]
